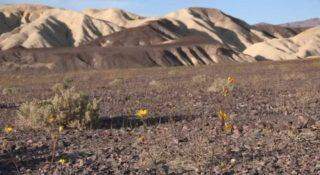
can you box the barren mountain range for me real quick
[280,18,320,28]
[0,4,319,72]
[244,26,320,61]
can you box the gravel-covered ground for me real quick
[1,59,320,174]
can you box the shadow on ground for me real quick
[0,114,213,174]
[97,114,201,129]
[0,144,49,174]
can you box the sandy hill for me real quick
[164,7,272,51]
[84,7,273,51]
[0,7,122,50]
[82,8,150,28]
[254,23,306,38]
[0,35,255,72]
[0,19,256,72]
[0,6,273,51]
[86,19,184,47]
[88,7,273,51]
[281,18,320,28]
[0,29,255,72]
[0,4,52,35]
[244,26,320,61]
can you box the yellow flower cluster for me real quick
[136,109,148,119]
[138,135,145,142]
[58,158,68,165]
[223,123,233,134]
[222,76,236,96]
[227,76,235,84]
[59,126,64,132]
[4,125,13,134]
[218,110,233,134]
[47,115,55,123]
[218,110,229,121]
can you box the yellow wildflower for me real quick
[230,158,236,165]
[218,110,229,121]
[59,126,64,133]
[138,135,145,142]
[58,158,68,165]
[48,115,55,123]
[136,109,148,119]
[4,125,13,134]
[224,123,233,133]
[227,76,235,84]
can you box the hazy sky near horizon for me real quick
[1,0,319,24]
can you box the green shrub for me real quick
[17,83,100,130]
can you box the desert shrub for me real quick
[207,78,227,92]
[108,78,124,86]
[192,75,207,83]
[62,77,74,88]
[17,83,100,130]
[149,80,165,90]
[149,80,160,86]
[2,86,20,95]
[168,69,179,75]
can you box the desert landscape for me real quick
[0,3,320,174]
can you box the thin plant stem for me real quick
[9,152,21,175]
[49,135,57,171]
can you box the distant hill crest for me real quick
[280,18,320,28]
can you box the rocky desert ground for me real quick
[1,59,320,174]
[0,3,320,175]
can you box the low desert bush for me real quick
[108,78,124,86]
[192,75,207,83]
[2,86,21,95]
[17,83,100,130]
[149,80,166,91]
[149,80,160,87]
[207,77,233,93]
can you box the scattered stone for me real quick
[298,129,317,140]
[294,115,315,129]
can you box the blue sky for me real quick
[1,0,319,24]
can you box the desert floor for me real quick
[1,59,320,174]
